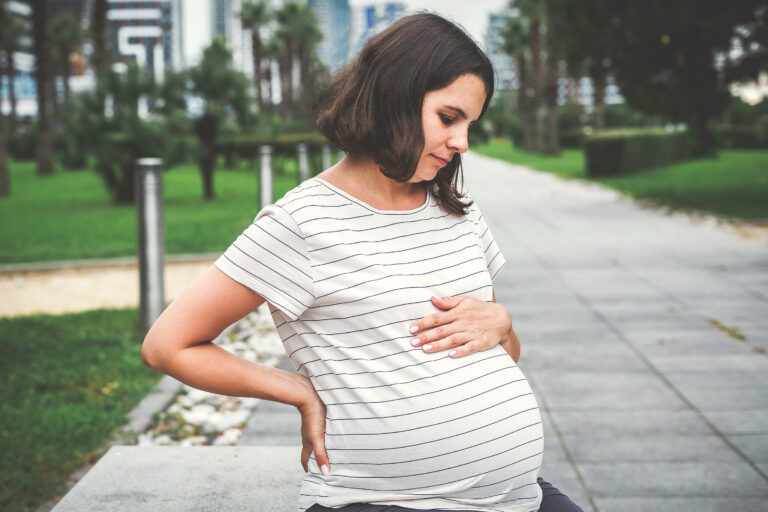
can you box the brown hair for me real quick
[315,12,495,215]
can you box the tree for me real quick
[49,11,83,106]
[189,37,251,200]
[32,0,54,176]
[558,1,614,131]
[0,7,25,127]
[293,4,323,119]
[573,0,767,155]
[240,1,271,112]
[499,16,532,150]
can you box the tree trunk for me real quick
[515,53,533,150]
[529,16,544,153]
[33,0,54,176]
[195,112,219,200]
[251,33,262,111]
[92,0,107,112]
[263,58,273,114]
[544,42,560,155]
[0,112,10,197]
[280,48,292,116]
[7,49,17,126]
[200,143,216,200]
[592,69,606,131]
[692,115,716,157]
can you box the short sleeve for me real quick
[214,204,314,320]
[468,199,506,283]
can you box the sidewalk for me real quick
[53,151,768,511]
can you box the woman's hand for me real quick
[296,377,331,476]
[409,295,518,361]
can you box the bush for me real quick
[584,128,694,177]
[603,103,657,128]
[560,128,586,148]
[7,118,36,160]
[714,125,767,149]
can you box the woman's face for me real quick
[410,73,487,183]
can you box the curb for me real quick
[1,253,220,275]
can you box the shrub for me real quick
[584,128,694,177]
[714,125,767,149]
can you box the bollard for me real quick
[260,145,273,208]
[136,158,165,332]
[297,142,309,183]
[321,143,331,171]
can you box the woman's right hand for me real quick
[296,377,330,475]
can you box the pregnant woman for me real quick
[141,12,581,512]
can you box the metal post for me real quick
[136,158,165,332]
[260,145,273,208]
[297,142,309,182]
[321,143,331,171]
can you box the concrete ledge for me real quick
[0,253,220,274]
[52,446,304,512]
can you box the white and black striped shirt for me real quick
[215,177,544,512]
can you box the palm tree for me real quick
[189,37,250,200]
[274,2,301,114]
[500,16,532,150]
[32,0,54,176]
[240,1,270,112]
[49,11,84,105]
[293,4,323,118]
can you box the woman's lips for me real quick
[432,154,450,166]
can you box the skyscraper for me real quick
[308,0,350,73]
[349,2,405,56]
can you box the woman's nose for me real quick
[448,128,469,153]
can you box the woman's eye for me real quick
[439,114,455,126]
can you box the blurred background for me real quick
[1,1,766,511]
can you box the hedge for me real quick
[714,125,768,149]
[584,128,694,177]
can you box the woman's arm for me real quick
[141,265,331,474]
[408,291,521,363]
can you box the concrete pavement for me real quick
[55,151,768,511]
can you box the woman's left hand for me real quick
[409,295,515,359]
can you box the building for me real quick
[349,2,406,56]
[308,0,350,73]
[484,12,514,91]
[106,0,175,81]
[1,1,35,116]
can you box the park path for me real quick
[239,151,768,512]
[0,256,216,317]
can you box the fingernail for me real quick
[423,344,432,351]
[449,350,457,357]
[409,325,419,334]
[410,338,420,346]
[320,464,330,476]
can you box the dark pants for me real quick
[306,477,583,512]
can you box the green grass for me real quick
[0,308,162,512]
[0,158,305,264]
[473,139,768,221]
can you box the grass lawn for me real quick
[473,139,768,222]
[0,157,311,264]
[0,308,162,512]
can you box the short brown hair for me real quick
[315,13,495,215]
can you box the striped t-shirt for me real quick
[215,177,544,512]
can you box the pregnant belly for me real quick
[316,347,544,499]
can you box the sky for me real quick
[183,0,509,67]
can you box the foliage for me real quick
[48,11,84,102]
[0,308,162,512]
[584,128,694,176]
[560,0,767,156]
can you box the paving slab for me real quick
[592,497,768,512]
[52,446,304,512]
[576,462,768,497]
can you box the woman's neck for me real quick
[316,154,426,211]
